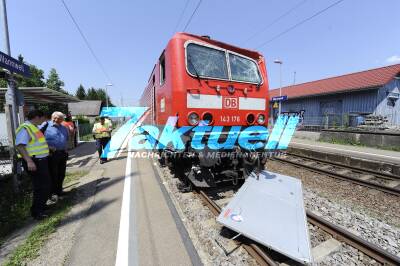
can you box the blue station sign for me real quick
[271,95,288,101]
[0,51,31,77]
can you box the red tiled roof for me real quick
[269,64,400,100]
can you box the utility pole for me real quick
[1,0,20,191]
[1,0,17,127]
[274,60,283,116]
[293,71,296,85]
[105,83,112,109]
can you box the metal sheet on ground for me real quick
[217,170,312,264]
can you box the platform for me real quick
[288,138,400,175]
[66,154,200,266]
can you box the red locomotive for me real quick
[140,33,269,189]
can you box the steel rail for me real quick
[307,211,400,265]
[287,152,400,180]
[197,190,277,266]
[273,157,400,196]
[198,190,400,265]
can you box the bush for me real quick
[75,115,90,125]
[0,174,32,241]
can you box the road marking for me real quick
[115,152,137,266]
[290,142,400,161]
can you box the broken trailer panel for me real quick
[217,170,312,264]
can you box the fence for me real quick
[77,122,94,142]
[297,113,400,132]
[76,118,125,142]
[0,137,12,179]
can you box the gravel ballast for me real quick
[267,160,400,258]
[156,160,400,265]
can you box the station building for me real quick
[269,64,400,129]
[68,100,102,123]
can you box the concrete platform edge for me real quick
[287,146,400,176]
[150,160,203,266]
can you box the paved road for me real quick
[66,152,200,266]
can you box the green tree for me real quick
[96,88,113,107]
[43,68,69,115]
[75,84,86,99]
[17,65,46,87]
[86,87,98,100]
[86,87,113,107]
[1,55,46,88]
[1,55,47,110]
[0,74,7,88]
[46,68,66,93]
[96,88,107,101]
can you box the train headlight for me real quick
[257,114,265,124]
[188,112,199,125]
[202,112,213,125]
[246,113,255,125]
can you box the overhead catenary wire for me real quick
[59,0,113,83]
[255,0,346,49]
[172,0,191,34]
[242,0,308,45]
[182,0,203,32]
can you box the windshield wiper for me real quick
[256,78,261,89]
[187,56,201,84]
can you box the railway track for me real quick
[273,153,400,196]
[198,189,400,266]
[197,190,278,266]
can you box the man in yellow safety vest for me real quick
[15,109,51,220]
[92,116,112,164]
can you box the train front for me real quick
[168,33,270,189]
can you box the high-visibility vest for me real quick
[93,121,111,139]
[16,122,49,158]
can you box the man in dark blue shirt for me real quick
[41,111,69,197]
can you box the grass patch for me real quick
[80,134,94,142]
[4,199,71,266]
[319,138,400,151]
[64,170,89,185]
[2,170,88,265]
[319,137,364,147]
[379,145,400,152]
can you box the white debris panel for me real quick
[217,170,312,264]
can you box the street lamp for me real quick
[274,60,283,115]
[105,83,112,108]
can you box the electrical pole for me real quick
[105,83,112,109]
[1,0,20,191]
[274,60,283,116]
[293,71,296,85]
[1,0,17,127]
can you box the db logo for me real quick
[223,97,239,109]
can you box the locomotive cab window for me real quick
[160,54,166,85]
[186,42,261,84]
[229,53,261,84]
[186,43,228,80]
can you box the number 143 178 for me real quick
[220,115,240,123]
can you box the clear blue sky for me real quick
[6,0,400,106]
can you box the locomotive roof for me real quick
[172,32,263,60]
